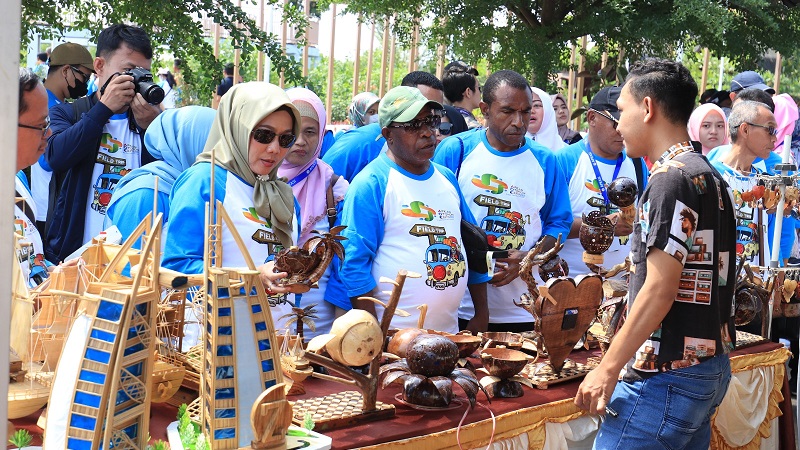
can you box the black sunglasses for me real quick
[70,66,89,83]
[387,115,442,133]
[437,122,454,136]
[252,128,297,148]
[590,108,619,130]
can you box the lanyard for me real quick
[584,142,623,206]
[286,160,317,187]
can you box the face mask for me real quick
[367,114,380,125]
[66,72,89,99]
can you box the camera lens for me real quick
[139,82,165,104]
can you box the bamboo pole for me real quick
[280,0,288,88]
[302,0,311,78]
[388,33,397,89]
[213,23,221,59]
[257,0,265,81]
[435,43,446,79]
[408,22,419,73]
[566,43,576,117]
[326,3,337,115]
[378,16,390,97]
[233,0,242,85]
[366,21,376,92]
[700,48,710,94]
[774,51,783,94]
[575,36,587,112]
[352,14,362,97]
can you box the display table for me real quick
[9,341,793,449]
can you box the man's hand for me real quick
[464,310,488,334]
[130,93,162,130]
[574,364,617,415]
[490,249,526,287]
[99,74,136,113]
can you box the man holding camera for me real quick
[45,24,162,263]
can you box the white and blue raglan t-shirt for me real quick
[163,162,300,330]
[433,130,573,325]
[555,140,645,277]
[340,153,490,334]
[83,113,143,244]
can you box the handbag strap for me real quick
[326,174,340,229]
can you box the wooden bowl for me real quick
[445,334,482,358]
[480,347,528,378]
[480,331,524,350]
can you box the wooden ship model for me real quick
[43,214,164,449]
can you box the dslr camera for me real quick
[124,67,165,105]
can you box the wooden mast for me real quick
[352,14,363,97]
[326,3,337,114]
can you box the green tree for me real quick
[330,0,800,85]
[22,0,308,97]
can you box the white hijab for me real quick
[528,87,566,150]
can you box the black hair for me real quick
[47,64,65,77]
[19,68,40,114]
[274,104,297,130]
[37,52,48,63]
[162,71,176,89]
[700,88,718,104]
[96,24,153,59]
[224,63,235,76]
[442,61,478,103]
[173,58,182,69]
[735,88,775,112]
[401,71,444,91]
[625,58,697,126]
[482,70,530,105]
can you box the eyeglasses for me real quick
[590,109,619,129]
[437,122,454,136]
[252,128,297,148]
[744,122,779,136]
[387,115,442,133]
[18,115,50,139]
[70,66,89,83]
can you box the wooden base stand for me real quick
[290,391,395,431]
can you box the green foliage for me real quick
[178,403,201,449]
[328,0,800,85]
[22,0,308,99]
[146,440,170,450]
[8,429,32,448]
[303,411,315,431]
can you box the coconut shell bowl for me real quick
[480,331,524,351]
[445,333,483,372]
[478,347,532,398]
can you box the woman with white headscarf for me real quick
[527,87,566,150]
[279,87,350,338]
[163,82,302,326]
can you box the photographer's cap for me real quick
[589,86,622,120]
[49,43,94,72]
[730,71,775,94]
[379,86,443,128]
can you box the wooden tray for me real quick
[735,330,769,350]
[290,390,395,432]
[519,357,600,390]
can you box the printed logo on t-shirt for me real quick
[401,200,455,221]
[472,173,525,197]
[473,195,526,250]
[242,207,284,253]
[91,151,130,214]
[409,224,466,291]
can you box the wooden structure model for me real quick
[45,213,164,449]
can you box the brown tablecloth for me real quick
[9,341,795,449]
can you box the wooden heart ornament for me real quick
[522,274,603,373]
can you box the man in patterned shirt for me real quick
[575,59,736,449]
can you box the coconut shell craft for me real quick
[607,177,638,208]
[380,334,488,408]
[538,255,569,281]
[478,347,532,398]
[274,225,347,293]
[579,211,616,263]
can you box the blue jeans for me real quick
[593,354,731,450]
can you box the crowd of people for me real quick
[14,22,800,448]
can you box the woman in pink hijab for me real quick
[688,103,729,155]
[279,87,350,338]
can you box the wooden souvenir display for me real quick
[515,235,604,373]
[201,201,285,449]
[579,211,616,266]
[478,348,533,398]
[274,226,346,294]
[280,331,314,396]
[46,213,164,449]
[250,383,292,449]
[291,270,416,430]
[735,330,769,349]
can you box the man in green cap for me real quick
[340,86,490,334]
